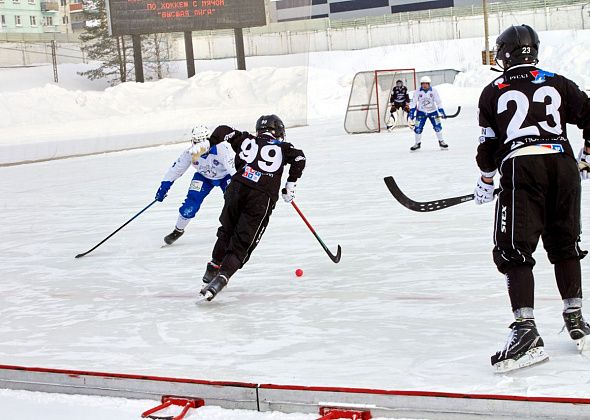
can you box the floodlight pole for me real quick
[132,34,144,83]
[483,0,490,65]
[184,31,196,78]
[234,28,246,70]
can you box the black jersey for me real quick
[477,65,590,173]
[390,86,409,105]
[209,125,306,202]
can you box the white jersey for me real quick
[411,87,443,114]
[162,142,236,182]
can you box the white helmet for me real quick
[190,124,211,145]
[420,76,432,84]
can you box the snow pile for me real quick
[1,29,589,165]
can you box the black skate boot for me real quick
[410,143,421,151]
[491,319,548,373]
[563,309,590,351]
[164,228,184,245]
[202,261,220,284]
[438,140,449,149]
[200,274,228,301]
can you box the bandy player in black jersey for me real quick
[474,24,590,372]
[195,115,306,301]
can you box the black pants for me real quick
[211,181,275,279]
[492,153,584,310]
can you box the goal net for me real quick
[344,69,417,134]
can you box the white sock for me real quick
[564,298,582,313]
[436,131,444,142]
[175,214,191,231]
[514,307,534,320]
[414,133,422,144]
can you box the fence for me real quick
[1,0,588,66]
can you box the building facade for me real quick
[270,0,512,22]
[0,0,83,33]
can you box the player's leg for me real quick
[429,113,448,149]
[543,155,590,349]
[202,188,274,300]
[201,176,234,282]
[204,181,241,284]
[491,156,548,372]
[164,174,214,245]
[411,112,426,151]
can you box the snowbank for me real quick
[1,29,589,165]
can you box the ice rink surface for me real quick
[2,100,590,400]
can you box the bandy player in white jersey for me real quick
[408,76,448,151]
[154,124,236,245]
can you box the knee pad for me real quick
[414,126,424,134]
[179,204,197,219]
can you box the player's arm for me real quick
[281,144,306,203]
[474,89,500,204]
[207,125,251,154]
[409,90,418,119]
[433,89,446,118]
[155,150,191,202]
[563,79,590,178]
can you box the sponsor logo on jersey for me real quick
[242,165,261,183]
[539,144,565,152]
[494,78,510,90]
[190,180,203,191]
[295,156,305,162]
[530,69,555,84]
[501,205,507,233]
[223,132,236,141]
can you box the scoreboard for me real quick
[106,0,267,36]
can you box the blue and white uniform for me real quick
[409,86,446,144]
[161,143,235,230]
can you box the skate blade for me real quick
[493,347,549,373]
[199,286,215,302]
[575,336,588,352]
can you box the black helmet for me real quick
[495,24,540,69]
[256,114,285,140]
[396,79,403,85]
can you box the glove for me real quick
[474,177,495,205]
[281,181,296,203]
[408,108,416,120]
[578,148,590,180]
[438,108,447,119]
[155,181,173,202]
[190,139,210,164]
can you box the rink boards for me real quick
[0,364,589,419]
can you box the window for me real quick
[28,0,35,4]
[30,15,37,26]
[60,0,65,5]
[45,16,53,26]
[12,0,20,4]
[62,15,68,24]
[15,15,21,26]
[0,15,5,26]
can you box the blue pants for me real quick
[414,111,442,134]
[179,173,231,219]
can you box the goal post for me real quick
[344,68,417,134]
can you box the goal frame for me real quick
[344,68,417,134]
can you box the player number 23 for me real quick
[498,86,562,142]
[239,139,283,172]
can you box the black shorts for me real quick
[492,153,583,273]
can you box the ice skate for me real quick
[202,261,220,284]
[164,228,184,245]
[410,143,421,151]
[438,140,449,149]
[563,309,590,351]
[200,274,228,301]
[491,319,548,373]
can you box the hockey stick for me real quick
[384,176,499,212]
[443,106,461,119]
[75,199,158,258]
[290,200,341,263]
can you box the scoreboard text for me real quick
[106,0,266,36]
